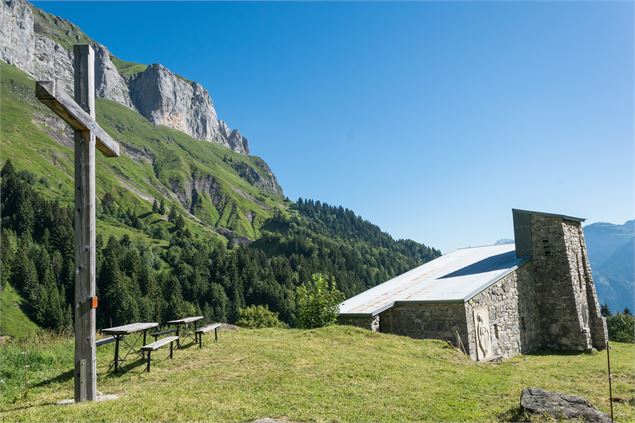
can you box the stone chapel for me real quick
[337,209,608,361]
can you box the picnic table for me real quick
[167,316,203,347]
[102,322,158,372]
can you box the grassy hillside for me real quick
[0,60,282,242]
[0,285,39,340]
[0,326,633,422]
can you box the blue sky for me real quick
[35,1,634,252]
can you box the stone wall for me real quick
[465,264,541,360]
[337,315,380,332]
[529,215,607,352]
[562,220,608,350]
[378,302,469,350]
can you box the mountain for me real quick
[1,0,285,244]
[1,0,248,153]
[0,0,439,332]
[584,220,635,312]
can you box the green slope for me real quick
[1,326,633,421]
[0,285,39,340]
[0,60,283,242]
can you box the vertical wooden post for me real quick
[607,341,614,422]
[73,44,97,403]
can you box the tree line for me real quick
[1,161,440,331]
[601,304,634,343]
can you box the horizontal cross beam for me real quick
[35,80,120,157]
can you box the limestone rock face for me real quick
[0,0,35,74]
[219,120,249,155]
[94,44,132,107]
[0,0,252,155]
[129,65,249,154]
[520,387,612,423]
[132,65,216,141]
[32,34,73,93]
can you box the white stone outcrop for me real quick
[94,44,133,107]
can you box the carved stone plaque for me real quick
[473,306,492,361]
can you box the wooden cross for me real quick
[36,44,120,403]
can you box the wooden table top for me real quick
[102,322,158,335]
[167,316,204,324]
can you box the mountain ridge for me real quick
[584,219,635,312]
[1,0,249,153]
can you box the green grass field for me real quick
[1,326,633,422]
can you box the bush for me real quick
[236,305,285,328]
[295,273,345,329]
[607,312,635,343]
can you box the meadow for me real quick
[1,325,633,422]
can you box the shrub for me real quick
[295,273,345,329]
[607,312,635,343]
[236,305,285,328]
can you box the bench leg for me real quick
[114,336,120,372]
[214,328,218,342]
[146,351,151,372]
[198,333,202,349]
[170,341,174,359]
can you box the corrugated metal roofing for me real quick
[338,244,527,316]
[512,208,586,222]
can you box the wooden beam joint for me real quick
[35,80,120,157]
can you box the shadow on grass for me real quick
[31,369,73,388]
[497,406,529,422]
[102,356,146,379]
[31,355,147,389]
[177,340,198,350]
[0,400,59,413]
[524,348,599,357]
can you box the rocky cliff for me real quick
[0,0,249,154]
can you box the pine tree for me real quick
[1,229,18,288]
[175,214,186,230]
[209,283,229,322]
[168,206,178,222]
[14,249,39,301]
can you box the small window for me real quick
[542,239,551,256]
[494,324,499,339]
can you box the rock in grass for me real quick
[520,387,612,423]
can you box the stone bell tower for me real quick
[513,209,607,352]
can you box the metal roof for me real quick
[338,244,527,316]
[511,208,586,223]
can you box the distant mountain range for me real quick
[584,220,634,313]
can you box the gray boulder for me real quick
[520,387,612,423]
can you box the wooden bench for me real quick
[195,323,222,348]
[96,336,115,347]
[140,336,178,372]
[150,328,177,342]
